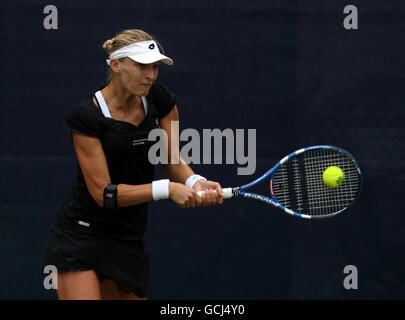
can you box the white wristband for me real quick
[185,174,207,189]
[152,179,170,201]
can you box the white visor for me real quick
[106,40,173,66]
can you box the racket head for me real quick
[267,145,362,219]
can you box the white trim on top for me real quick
[95,91,148,118]
[141,96,148,114]
[95,91,111,118]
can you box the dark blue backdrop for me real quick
[1,0,404,299]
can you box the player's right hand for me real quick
[169,182,202,208]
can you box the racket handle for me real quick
[196,188,234,199]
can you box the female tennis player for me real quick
[42,29,223,300]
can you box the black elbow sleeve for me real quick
[103,184,119,210]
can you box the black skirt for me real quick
[42,221,150,298]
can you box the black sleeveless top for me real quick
[53,83,176,240]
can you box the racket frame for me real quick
[233,145,363,219]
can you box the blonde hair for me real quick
[102,29,163,82]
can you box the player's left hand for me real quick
[193,180,223,206]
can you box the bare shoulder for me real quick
[92,97,100,109]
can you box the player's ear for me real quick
[109,59,120,73]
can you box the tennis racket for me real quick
[198,145,362,219]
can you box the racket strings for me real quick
[272,149,361,216]
[303,150,359,215]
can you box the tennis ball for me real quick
[322,166,345,188]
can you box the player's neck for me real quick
[101,79,140,113]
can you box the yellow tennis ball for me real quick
[323,166,345,188]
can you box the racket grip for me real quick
[196,188,234,199]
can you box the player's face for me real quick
[118,58,159,96]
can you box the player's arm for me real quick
[159,106,193,182]
[160,106,223,205]
[72,132,153,207]
[72,132,200,208]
